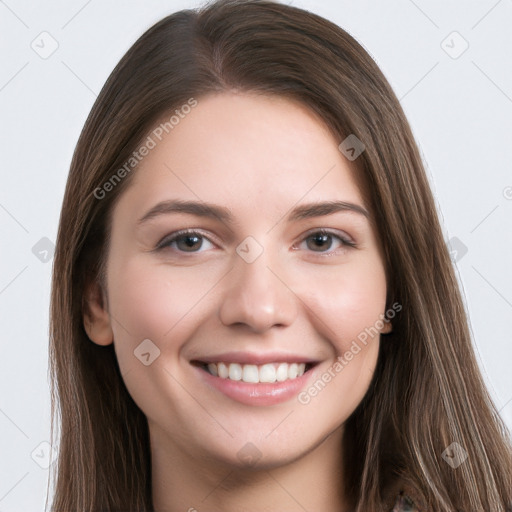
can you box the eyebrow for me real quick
[137,199,369,226]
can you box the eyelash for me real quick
[155,228,357,255]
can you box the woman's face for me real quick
[86,92,390,469]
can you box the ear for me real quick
[380,319,393,335]
[83,279,113,346]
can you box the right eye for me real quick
[157,230,216,253]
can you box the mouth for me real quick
[193,361,316,384]
[190,352,321,406]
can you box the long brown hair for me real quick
[48,0,512,510]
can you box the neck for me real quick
[150,424,348,512]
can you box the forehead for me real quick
[115,92,366,220]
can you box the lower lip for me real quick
[194,365,314,406]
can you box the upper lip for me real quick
[192,351,320,365]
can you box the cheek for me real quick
[106,257,219,370]
[295,261,386,414]
[299,256,388,349]
[105,258,220,420]
[109,269,172,341]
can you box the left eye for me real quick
[157,231,214,252]
[296,230,355,253]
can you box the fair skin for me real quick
[84,92,391,512]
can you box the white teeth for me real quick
[242,364,259,383]
[276,362,288,382]
[259,363,276,383]
[229,363,242,381]
[218,362,229,379]
[205,361,308,382]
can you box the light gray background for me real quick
[1,0,511,510]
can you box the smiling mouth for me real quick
[193,361,315,384]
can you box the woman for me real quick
[48,0,512,510]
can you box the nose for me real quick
[218,249,298,333]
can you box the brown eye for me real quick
[297,230,356,254]
[157,231,215,253]
[306,233,335,252]
[175,234,203,252]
